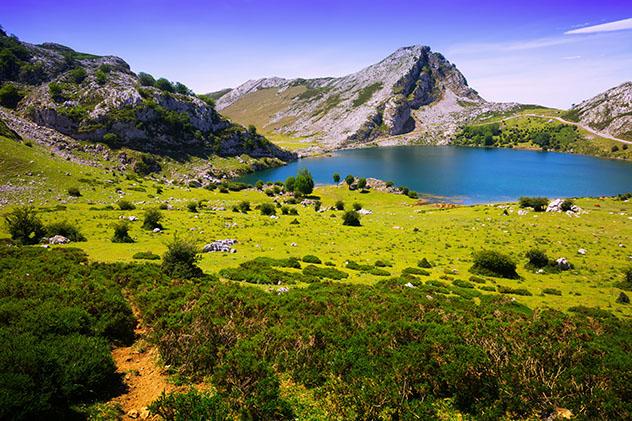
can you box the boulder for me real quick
[203,239,237,252]
[49,235,70,245]
[555,257,571,270]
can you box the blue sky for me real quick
[1,0,631,108]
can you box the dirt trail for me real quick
[109,304,184,419]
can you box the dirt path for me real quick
[503,113,632,145]
[109,304,184,420]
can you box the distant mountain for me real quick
[0,28,295,175]
[568,81,632,141]
[216,45,516,149]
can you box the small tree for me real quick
[112,221,134,243]
[161,237,203,279]
[187,202,198,213]
[333,173,341,183]
[260,203,276,216]
[342,210,361,226]
[4,206,45,244]
[335,200,345,210]
[143,208,163,230]
[345,175,355,187]
[237,201,250,213]
[174,81,193,96]
[155,78,174,92]
[138,72,156,87]
[352,202,362,211]
[357,178,367,190]
[284,176,295,192]
[67,187,81,197]
[525,248,549,268]
[117,199,135,210]
[471,250,518,279]
[294,169,314,195]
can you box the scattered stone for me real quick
[153,228,161,233]
[517,209,528,216]
[290,242,297,247]
[578,248,586,255]
[404,282,415,288]
[48,235,70,245]
[277,287,289,295]
[555,257,571,270]
[127,409,139,419]
[357,208,373,215]
[203,239,237,252]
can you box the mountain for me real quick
[216,45,516,150]
[568,81,632,141]
[0,28,295,178]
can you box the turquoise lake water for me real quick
[238,146,632,204]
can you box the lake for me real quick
[238,146,632,203]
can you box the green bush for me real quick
[48,82,65,102]
[0,82,23,108]
[453,279,475,289]
[352,202,362,211]
[4,206,44,244]
[525,248,549,269]
[561,199,574,212]
[67,186,81,197]
[284,176,295,192]
[518,197,549,212]
[542,288,562,296]
[148,390,229,420]
[260,203,276,216]
[45,220,86,242]
[111,221,133,243]
[303,255,322,264]
[468,275,486,284]
[471,250,519,279]
[294,168,314,195]
[497,285,532,296]
[237,201,250,213]
[161,237,202,279]
[138,72,156,87]
[333,173,340,183]
[187,202,198,213]
[342,210,361,226]
[117,199,135,210]
[418,257,432,268]
[616,292,629,304]
[143,208,163,230]
[345,174,354,187]
[402,267,430,276]
[303,264,349,280]
[133,251,160,260]
[335,200,345,210]
[68,67,87,83]
[618,266,632,291]
[155,77,174,92]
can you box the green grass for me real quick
[352,82,383,107]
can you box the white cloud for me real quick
[565,17,632,35]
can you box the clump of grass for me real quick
[112,221,133,243]
[117,200,135,210]
[471,250,519,279]
[133,251,160,260]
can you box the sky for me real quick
[1,0,631,108]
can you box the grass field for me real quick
[2,134,630,318]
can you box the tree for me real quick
[138,72,156,87]
[333,173,341,183]
[345,174,355,187]
[0,83,23,108]
[294,169,314,195]
[174,82,193,96]
[143,208,163,230]
[161,237,203,279]
[155,78,174,92]
[357,178,367,190]
[284,176,295,192]
[4,206,45,244]
[342,210,361,226]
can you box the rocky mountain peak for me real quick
[571,81,632,140]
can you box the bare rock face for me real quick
[571,81,632,140]
[216,45,495,148]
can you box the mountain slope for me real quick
[216,46,515,149]
[0,28,295,177]
[568,81,632,141]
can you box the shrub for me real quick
[161,237,202,279]
[294,168,314,195]
[48,82,65,102]
[284,176,295,192]
[352,202,362,211]
[237,201,250,213]
[616,292,629,304]
[345,174,354,186]
[468,275,486,284]
[518,197,549,212]
[374,260,392,267]
[418,258,432,268]
[561,199,574,212]
[138,72,156,87]
[187,202,198,213]
[471,250,519,279]
[342,210,361,226]
[117,200,135,210]
[453,279,475,289]
[402,267,430,276]
[333,173,340,183]
[0,82,23,108]
[143,208,163,230]
[368,267,390,276]
[67,186,81,197]
[303,265,349,280]
[68,66,87,83]
[303,255,322,264]
[148,390,229,420]
[618,266,632,290]
[543,288,562,296]
[4,206,45,244]
[45,220,86,242]
[95,69,107,85]
[313,200,321,211]
[133,251,160,260]
[111,221,133,243]
[497,285,532,296]
[335,200,345,210]
[260,203,276,216]
[525,248,549,269]
[155,77,174,92]
[255,180,264,190]
[357,178,367,190]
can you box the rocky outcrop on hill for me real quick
[0,29,296,165]
[216,45,515,148]
[570,81,632,141]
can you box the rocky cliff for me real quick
[216,46,515,148]
[569,81,632,141]
[0,28,295,168]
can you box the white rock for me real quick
[578,248,586,255]
[404,282,415,288]
[153,228,161,233]
[49,235,70,245]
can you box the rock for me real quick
[357,208,373,215]
[404,282,415,288]
[578,248,586,255]
[127,409,139,419]
[203,239,237,253]
[290,242,298,247]
[153,227,161,233]
[517,209,528,216]
[48,235,70,245]
[555,257,571,270]
[277,287,289,294]
[128,216,137,221]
